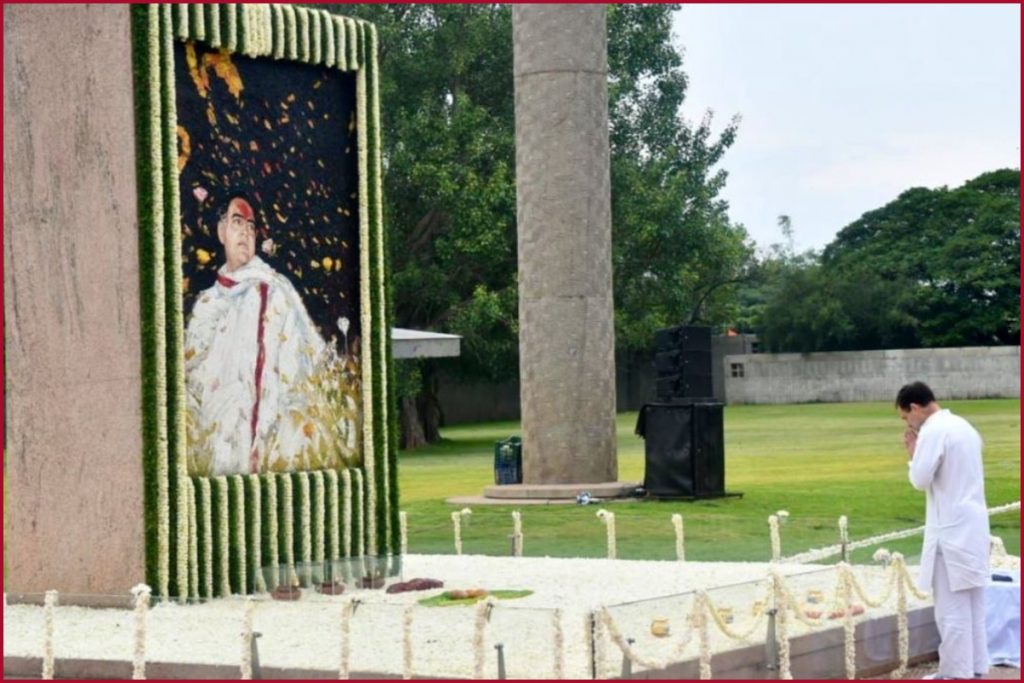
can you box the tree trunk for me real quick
[397,363,444,450]
[399,396,428,450]
[418,366,443,443]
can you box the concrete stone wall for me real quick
[438,336,753,425]
[724,346,1020,405]
[3,4,146,595]
[712,334,759,400]
[438,343,1018,423]
[437,359,639,427]
[438,373,522,425]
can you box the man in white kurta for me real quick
[185,195,358,476]
[898,381,990,679]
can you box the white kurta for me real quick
[184,256,357,476]
[908,408,990,592]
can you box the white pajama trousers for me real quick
[932,550,989,678]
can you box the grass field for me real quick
[398,399,1021,564]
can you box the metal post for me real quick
[250,632,263,680]
[765,609,779,678]
[494,643,506,680]
[620,637,635,678]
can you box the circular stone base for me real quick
[482,481,640,501]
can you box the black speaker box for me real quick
[654,349,712,375]
[655,372,713,401]
[654,325,711,353]
[637,401,725,499]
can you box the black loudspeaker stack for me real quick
[637,402,725,499]
[638,325,728,499]
[654,325,712,401]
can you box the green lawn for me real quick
[398,399,1021,564]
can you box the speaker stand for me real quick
[641,490,744,502]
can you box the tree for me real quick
[335,4,750,446]
[757,260,920,353]
[757,169,1021,352]
[607,5,753,351]
[730,215,812,336]
[332,4,519,447]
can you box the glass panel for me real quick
[601,590,699,678]
[257,555,404,597]
[347,601,404,676]
[147,595,244,667]
[406,602,478,678]
[252,595,342,673]
[2,597,45,660]
[702,575,772,658]
[487,606,560,679]
[1,561,930,678]
[3,593,133,663]
[772,565,849,637]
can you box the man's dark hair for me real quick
[895,381,936,410]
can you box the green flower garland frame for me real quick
[130,3,398,598]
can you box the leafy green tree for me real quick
[730,215,814,336]
[332,4,518,446]
[757,169,1020,352]
[757,260,921,353]
[608,5,752,351]
[334,4,750,445]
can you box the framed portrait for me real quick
[132,3,397,599]
[177,36,363,478]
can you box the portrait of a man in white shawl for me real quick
[184,193,361,477]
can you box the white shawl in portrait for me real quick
[185,256,344,476]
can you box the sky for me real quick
[672,3,1021,253]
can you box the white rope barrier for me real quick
[452,508,472,556]
[597,509,617,560]
[770,571,793,680]
[782,500,1020,564]
[338,599,355,679]
[695,592,712,679]
[41,590,58,680]
[130,584,151,680]
[398,510,408,556]
[511,510,523,557]
[988,501,1021,515]
[891,553,911,678]
[769,514,782,561]
[239,598,255,680]
[552,608,565,679]
[402,604,415,679]
[672,513,685,562]
[838,564,857,679]
[472,597,493,678]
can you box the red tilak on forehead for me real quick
[235,199,255,221]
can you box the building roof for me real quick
[391,328,462,359]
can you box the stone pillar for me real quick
[4,4,146,595]
[513,5,617,484]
